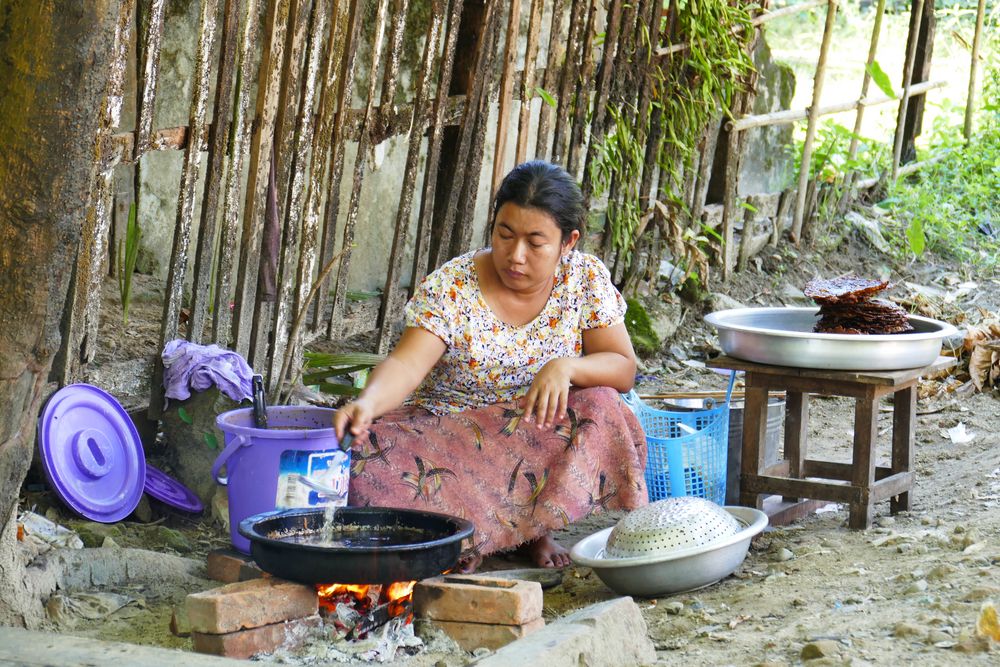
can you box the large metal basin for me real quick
[569,506,767,597]
[705,307,958,371]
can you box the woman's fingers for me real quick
[334,402,372,439]
[530,389,547,427]
[333,408,351,439]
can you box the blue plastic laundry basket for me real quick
[622,374,734,505]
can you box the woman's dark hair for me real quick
[492,160,585,244]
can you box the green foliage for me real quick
[117,202,141,325]
[536,87,557,108]
[878,63,1000,267]
[590,104,646,254]
[588,0,756,284]
[203,431,219,450]
[302,351,384,398]
[865,60,895,99]
[624,297,660,356]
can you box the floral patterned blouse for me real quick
[403,249,627,414]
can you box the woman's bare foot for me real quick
[523,533,571,568]
[457,552,483,574]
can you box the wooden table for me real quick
[706,355,957,529]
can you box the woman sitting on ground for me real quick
[333,160,648,570]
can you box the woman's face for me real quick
[490,202,579,293]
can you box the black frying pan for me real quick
[238,506,474,584]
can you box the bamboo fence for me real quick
[52,0,989,409]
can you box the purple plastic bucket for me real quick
[214,406,350,554]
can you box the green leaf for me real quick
[866,61,896,99]
[536,87,557,108]
[204,431,219,450]
[177,406,193,425]
[906,218,926,255]
[318,382,363,397]
[303,352,384,368]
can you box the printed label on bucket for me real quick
[275,449,349,509]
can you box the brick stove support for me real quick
[192,615,321,659]
[186,578,319,658]
[413,574,544,651]
[205,548,264,583]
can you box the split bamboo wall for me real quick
[52,0,987,409]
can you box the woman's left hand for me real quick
[522,358,573,428]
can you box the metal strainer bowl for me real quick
[570,504,768,598]
[604,497,742,559]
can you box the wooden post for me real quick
[791,0,838,245]
[963,0,987,140]
[515,0,545,164]
[841,0,886,197]
[490,0,521,193]
[890,0,926,182]
[427,0,488,270]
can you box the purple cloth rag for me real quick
[162,339,254,406]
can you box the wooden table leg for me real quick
[850,387,878,529]
[739,381,768,510]
[782,391,808,502]
[891,384,916,513]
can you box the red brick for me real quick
[191,614,320,659]
[413,574,542,625]
[186,578,318,634]
[206,548,262,583]
[421,617,545,651]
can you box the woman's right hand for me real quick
[333,398,376,440]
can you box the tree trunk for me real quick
[0,0,122,627]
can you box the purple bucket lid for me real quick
[37,384,146,523]
[145,464,204,514]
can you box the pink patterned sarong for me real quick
[347,386,648,559]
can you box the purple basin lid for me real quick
[37,384,146,523]
[145,464,204,514]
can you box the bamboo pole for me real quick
[314,0,364,336]
[265,0,332,388]
[791,0,838,245]
[160,0,219,346]
[327,0,393,337]
[854,149,952,189]
[891,0,926,182]
[550,0,586,164]
[842,0,887,197]
[963,0,987,140]
[230,0,291,356]
[727,79,945,132]
[515,0,544,164]
[535,0,569,160]
[491,0,522,194]
[655,0,825,58]
[188,0,243,343]
[408,0,463,289]
[376,0,447,355]
[213,0,261,345]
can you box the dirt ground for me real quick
[17,227,1000,665]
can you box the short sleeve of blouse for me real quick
[578,253,627,330]
[403,272,452,344]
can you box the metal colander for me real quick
[603,497,742,559]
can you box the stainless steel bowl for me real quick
[570,506,767,598]
[705,307,958,371]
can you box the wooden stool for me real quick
[706,355,956,529]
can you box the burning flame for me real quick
[383,580,416,618]
[316,580,416,625]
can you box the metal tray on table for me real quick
[704,307,958,371]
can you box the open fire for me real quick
[316,581,416,639]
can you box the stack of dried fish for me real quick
[804,276,914,335]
